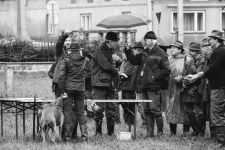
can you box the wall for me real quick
[0,62,53,72]
[0,0,17,37]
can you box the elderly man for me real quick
[187,30,225,147]
[125,31,171,138]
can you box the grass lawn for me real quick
[0,72,224,150]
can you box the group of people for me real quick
[49,29,225,147]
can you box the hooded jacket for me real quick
[58,51,87,93]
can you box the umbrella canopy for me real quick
[96,14,151,29]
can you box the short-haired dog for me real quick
[38,96,64,143]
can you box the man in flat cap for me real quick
[125,31,171,138]
[187,30,225,147]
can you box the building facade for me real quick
[0,0,225,46]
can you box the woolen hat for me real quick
[170,41,184,51]
[132,42,144,49]
[208,30,224,41]
[105,32,120,41]
[144,31,157,39]
[188,42,201,51]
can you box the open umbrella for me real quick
[96,14,151,29]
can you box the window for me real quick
[47,14,58,34]
[220,11,225,31]
[71,0,77,4]
[80,14,92,30]
[122,11,131,15]
[87,0,93,3]
[172,11,205,33]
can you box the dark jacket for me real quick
[181,53,207,103]
[119,59,137,91]
[53,34,68,83]
[91,42,118,87]
[204,43,225,89]
[58,51,87,93]
[125,44,171,91]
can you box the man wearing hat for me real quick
[58,34,92,142]
[91,32,120,136]
[179,42,207,137]
[166,41,191,136]
[187,30,225,147]
[125,31,171,138]
[118,42,142,131]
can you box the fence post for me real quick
[4,67,14,97]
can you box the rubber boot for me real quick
[187,113,200,136]
[71,122,78,139]
[197,115,205,137]
[169,123,177,135]
[144,113,155,138]
[61,123,73,142]
[80,124,88,142]
[215,126,225,147]
[182,124,190,137]
[107,118,115,136]
[156,116,163,136]
[95,120,102,136]
[210,126,216,139]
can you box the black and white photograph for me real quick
[0,0,225,149]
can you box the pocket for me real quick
[99,72,112,82]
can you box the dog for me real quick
[86,99,101,112]
[38,96,64,143]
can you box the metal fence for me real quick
[0,41,55,62]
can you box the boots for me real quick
[182,124,190,137]
[61,124,67,142]
[71,122,78,139]
[169,123,177,135]
[155,116,163,136]
[210,126,216,139]
[215,126,225,147]
[187,113,200,136]
[95,120,102,136]
[61,123,73,142]
[80,124,88,141]
[144,113,155,138]
[107,118,115,136]
[197,114,205,136]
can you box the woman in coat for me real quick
[166,41,190,136]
